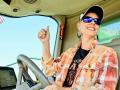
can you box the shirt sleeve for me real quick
[41,53,65,77]
[98,48,119,90]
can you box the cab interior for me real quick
[0,0,120,90]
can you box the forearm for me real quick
[44,84,99,90]
[52,85,98,90]
[42,41,51,61]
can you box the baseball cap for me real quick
[81,5,104,21]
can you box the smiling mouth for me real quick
[87,27,95,31]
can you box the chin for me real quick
[82,30,97,38]
[84,32,96,37]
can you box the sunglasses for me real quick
[81,16,101,25]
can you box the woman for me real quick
[38,6,118,90]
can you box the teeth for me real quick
[87,28,94,31]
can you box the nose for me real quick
[90,20,96,25]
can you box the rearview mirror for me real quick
[0,67,17,89]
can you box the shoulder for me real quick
[59,47,78,60]
[96,45,116,54]
[62,46,78,54]
[97,45,118,64]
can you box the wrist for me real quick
[42,40,49,45]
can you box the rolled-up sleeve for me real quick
[41,53,64,77]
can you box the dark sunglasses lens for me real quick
[94,19,101,25]
[82,17,101,25]
[82,17,92,23]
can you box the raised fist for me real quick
[38,26,50,43]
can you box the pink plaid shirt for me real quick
[42,43,118,90]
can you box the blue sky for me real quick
[0,15,58,68]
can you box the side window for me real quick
[98,18,120,44]
[0,15,58,76]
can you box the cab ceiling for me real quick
[0,0,108,16]
[0,0,120,18]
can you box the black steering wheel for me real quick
[16,54,51,90]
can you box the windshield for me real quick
[0,15,58,76]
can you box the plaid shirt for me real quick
[42,43,118,90]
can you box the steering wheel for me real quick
[16,54,51,90]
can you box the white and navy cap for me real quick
[80,5,104,21]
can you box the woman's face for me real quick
[77,12,100,38]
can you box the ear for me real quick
[77,22,80,30]
[77,22,82,31]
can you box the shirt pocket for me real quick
[77,53,104,86]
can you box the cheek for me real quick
[95,25,100,31]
